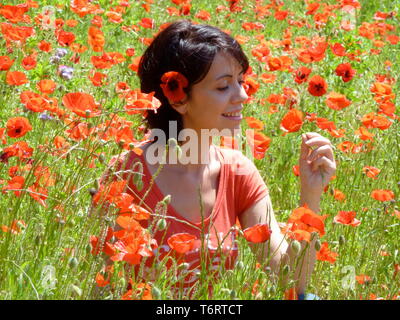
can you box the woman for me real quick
[100,20,336,299]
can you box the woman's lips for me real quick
[222,110,243,121]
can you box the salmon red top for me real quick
[108,144,269,291]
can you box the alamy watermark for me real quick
[142,121,258,176]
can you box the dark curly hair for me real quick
[137,20,249,142]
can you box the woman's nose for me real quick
[232,82,249,104]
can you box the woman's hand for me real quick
[299,132,336,197]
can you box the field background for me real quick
[0,0,399,300]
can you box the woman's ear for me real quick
[170,100,188,115]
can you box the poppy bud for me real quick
[225,270,234,278]
[68,257,78,269]
[255,292,263,300]
[135,178,143,192]
[162,194,171,205]
[118,277,126,289]
[156,218,167,231]
[220,288,230,295]
[282,264,290,276]
[85,110,91,117]
[178,262,189,271]
[89,188,97,197]
[167,137,178,148]
[152,286,162,300]
[85,244,92,254]
[129,142,136,150]
[118,140,125,148]
[35,235,42,245]
[314,239,321,251]
[235,260,244,270]
[230,289,237,299]
[17,274,24,287]
[339,235,346,246]
[290,240,301,255]
[132,172,142,185]
[67,219,75,227]
[98,154,106,164]
[268,286,276,296]
[94,179,100,190]
[70,284,82,297]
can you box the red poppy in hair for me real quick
[160,71,188,103]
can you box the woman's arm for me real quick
[239,194,314,296]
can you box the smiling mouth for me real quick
[222,111,243,120]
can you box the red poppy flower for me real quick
[122,282,152,300]
[2,176,25,197]
[1,219,26,234]
[330,43,346,56]
[243,223,272,243]
[124,90,162,115]
[195,10,211,21]
[6,71,28,86]
[371,115,392,130]
[0,5,29,24]
[21,53,37,70]
[0,55,14,71]
[354,126,374,141]
[56,30,76,47]
[220,136,239,149]
[316,242,338,264]
[38,40,52,52]
[333,189,346,201]
[167,233,197,254]
[62,92,101,118]
[37,79,56,94]
[293,66,311,84]
[89,70,107,87]
[334,211,361,227]
[356,274,371,285]
[335,63,356,82]
[0,141,33,163]
[1,22,34,44]
[362,166,380,179]
[139,18,155,29]
[111,231,156,265]
[296,40,328,63]
[288,205,326,238]
[20,91,49,113]
[160,71,188,103]
[274,10,288,21]
[88,26,105,52]
[292,164,300,176]
[371,190,395,202]
[260,73,276,83]
[246,129,271,160]
[325,92,351,110]
[308,75,327,96]
[245,116,264,130]
[243,77,260,96]
[280,109,303,134]
[6,117,32,138]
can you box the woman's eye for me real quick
[217,86,229,91]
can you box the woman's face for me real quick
[179,51,248,137]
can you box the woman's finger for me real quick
[311,156,336,173]
[308,145,334,162]
[305,137,332,149]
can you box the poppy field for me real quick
[0,0,399,300]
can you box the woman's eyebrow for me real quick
[215,71,244,81]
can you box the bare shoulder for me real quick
[215,145,256,168]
